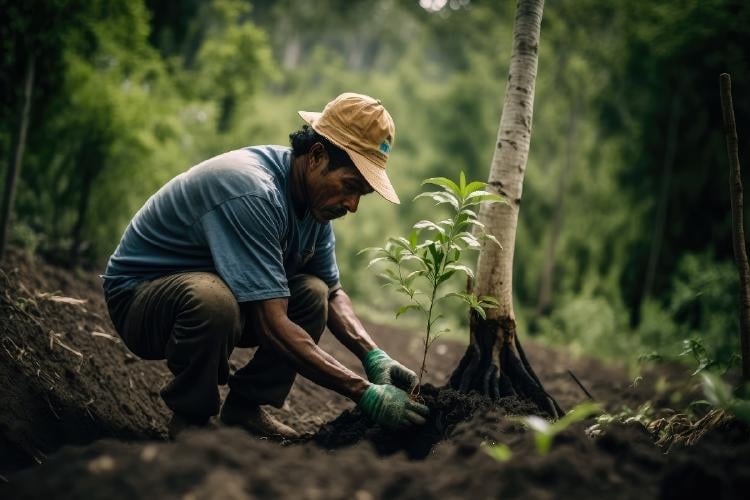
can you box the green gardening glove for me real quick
[357,384,429,429]
[363,348,419,393]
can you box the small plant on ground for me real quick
[360,173,503,392]
[680,338,741,375]
[509,402,602,455]
[481,441,513,462]
[586,402,656,438]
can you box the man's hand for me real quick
[363,348,419,393]
[357,384,429,429]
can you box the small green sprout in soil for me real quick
[512,402,602,455]
[360,173,504,392]
[481,442,512,462]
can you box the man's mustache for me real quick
[323,206,347,219]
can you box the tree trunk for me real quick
[719,73,750,382]
[450,0,562,417]
[0,55,35,261]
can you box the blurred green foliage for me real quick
[1,0,749,370]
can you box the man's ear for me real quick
[309,142,329,170]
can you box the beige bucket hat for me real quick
[298,92,400,204]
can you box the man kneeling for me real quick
[102,93,428,439]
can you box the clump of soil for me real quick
[313,384,539,459]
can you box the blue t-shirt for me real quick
[102,146,340,303]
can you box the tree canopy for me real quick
[1,0,748,368]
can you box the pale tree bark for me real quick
[719,73,750,382]
[0,54,35,262]
[450,0,561,416]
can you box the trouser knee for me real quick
[177,273,242,347]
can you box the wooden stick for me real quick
[719,73,750,382]
[567,369,594,401]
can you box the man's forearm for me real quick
[327,289,377,360]
[258,308,369,402]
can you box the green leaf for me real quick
[459,208,479,218]
[480,233,502,248]
[378,272,397,283]
[458,234,481,248]
[445,263,474,279]
[701,372,732,406]
[389,236,413,253]
[466,190,505,202]
[436,270,456,285]
[535,434,553,455]
[550,402,602,433]
[405,269,427,285]
[396,304,422,318]
[357,246,382,256]
[464,181,487,196]
[422,177,460,197]
[367,256,389,268]
[482,443,513,462]
[413,219,446,234]
[414,191,460,210]
[409,230,418,249]
[478,295,500,306]
[472,304,487,320]
[427,243,443,269]
[441,291,474,305]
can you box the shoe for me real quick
[167,413,212,440]
[220,402,300,440]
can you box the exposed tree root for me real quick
[450,314,563,418]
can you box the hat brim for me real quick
[298,110,400,204]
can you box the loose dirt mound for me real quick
[0,248,171,471]
[2,248,749,499]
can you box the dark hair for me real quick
[289,125,355,170]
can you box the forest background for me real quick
[2,0,749,372]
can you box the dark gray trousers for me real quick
[107,272,331,421]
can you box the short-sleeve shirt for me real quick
[102,146,340,304]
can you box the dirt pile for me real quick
[0,248,171,471]
[2,247,750,499]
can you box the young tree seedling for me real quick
[512,402,601,455]
[360,173,504,393]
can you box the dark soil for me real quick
[1,247,749,499]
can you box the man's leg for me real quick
[120,272,241,422]
[226,274,330,408]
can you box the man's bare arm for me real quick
[254,297,369,402]
[326,288,377,360]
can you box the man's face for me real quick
[306,143,374,223]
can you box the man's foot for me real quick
[220,402,300,440]
[167,413,213,440]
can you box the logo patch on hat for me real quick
[379,137,392,155]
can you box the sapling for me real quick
[512,402,601,455]
[360,173,504,393]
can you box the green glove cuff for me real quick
[358,384,381,415]
[363,348,391,382]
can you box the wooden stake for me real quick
[719,73,750,382]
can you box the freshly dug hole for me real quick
[311,384,541,459]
